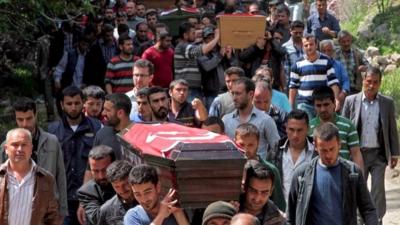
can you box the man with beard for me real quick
[48,86,102,225]
[142,31,174,88]
[93,93,133,161]
[222,77,280,159]
[124,164,189,225]
[168,79,208,128]
[146,86,171,122]
[0,97,67,217]
[133,22,153,57]
[78,145,116,225]
[98,160,138,225]
[105,34,137,94]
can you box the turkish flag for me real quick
[121,123,238,158]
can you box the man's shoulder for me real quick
[125,205,149,220]
[38,128,59,143]
[96,126,116,136]
[100,195,120,211]
[78,179,98,195]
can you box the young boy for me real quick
[234,123,286,211]
[82,85,105,120]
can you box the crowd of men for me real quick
[1,0,399,225]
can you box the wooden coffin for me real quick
[118,123,246,208]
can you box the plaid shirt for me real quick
[335,48,368,92]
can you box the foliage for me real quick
[0,0,93,41]
[376,0,392,13]
[380,68,400,129]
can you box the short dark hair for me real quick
[88,145,116,161]
[364,66,382,81]
[106,160,133,183]
[313,122,339,142]
[134,59,154,75]
[287,109,309,125]
[135,21,148,32]
[234,77,255,93]
[179,22,195,39]
[102,23,114,35]
[224,66,245,77]
[129,164,159,185]
[202,116,225,133]
[147,86,167,100]
[105,93,132,115]
[337,30,353,41]
[290,20,305,30]
[302,33,317,44]
[146,9,158,18]
[136,87,149,98]
[312,86,335,103]
[156,31,171,41]
[276,4,290,16]
[118,33,132,45]
[244,160,275,188]
[61,86,84,101]
[235,123,260,141]
[13,97,36,115]
[82,85,105,101]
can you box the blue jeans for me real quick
[297,103,316,120]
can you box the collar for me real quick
[280,137,314,153]
[5,159,37,176]
[232,105,259,118]
[362,92,379,102]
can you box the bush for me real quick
[380,68,400,129]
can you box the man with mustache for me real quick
[48,86,102,225]
[77,145,116,225]
[342,67,400,224]
[146,86,172,122]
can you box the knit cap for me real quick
[202,201,237,225]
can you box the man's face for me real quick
[321,44,334,58]
[339,35,352,51]
[316,0,327,15]
[170,83,189,105]
[206,218,231,225]
[185,28,196,42]
[314,98,335,121]
[149,92,169,120]
[277,12,290,26]
[116,16,128,25]
[245,178,273,214]
[286,119,308,147]
[147,15,158,28]
[104,31,114,43]
[232,83,253,110]
[302,38,317,57]
[126,2,136,16]
[5,130,32,165]
[363,74,381,99]
[120,39,134,55]
[84,97,104,118]
[225,74,240,91]
[105,9,114,20]
[136,4,146,17]
[249,4,260,15]
[290,27,304,41]
[89,156,112,186]
[112,177,133,201]
[133,66,153,89]
[160,37,172,50]
[102,100,120,127]
[253,88,271,111]
[315,137,340,166]
[15,110,36,134]
[62,95,83,120]
[131,182,160,212]
[137,24,149,40]
[137,96,152,120]
[235,135,259,159]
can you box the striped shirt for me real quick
[289,53,338,104]
[174,41,203,88]
[105,55,136,93]
[7,160,36,225]
[309,113,359,159]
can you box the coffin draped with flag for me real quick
[119,122,246,208]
